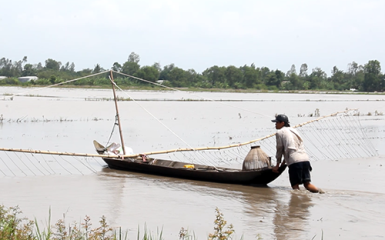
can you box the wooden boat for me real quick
[93,71,286,185]
[93,140,286,185]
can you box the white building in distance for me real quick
[18,76,38,83]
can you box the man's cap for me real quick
[271,114,289,123]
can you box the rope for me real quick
[109,80,218,166]
[72,156,98,173]
[0,155,9,176]
[41,154,56,175]
[112,71,272,118]
[311,119,341,160]
[342,112,377,156]
[16,153,37,176]
[328,117,360,158]
[5,151,26,176]
[14,71,110,97]
[105,115,119,147]
[58,155,84,175]
[28,153,51,175]
[54,155,73,175]
[299,128,327,161]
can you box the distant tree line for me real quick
[0,53,384,92]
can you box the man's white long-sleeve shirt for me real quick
[276,127,309,166]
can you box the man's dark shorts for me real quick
[288,161,312,186]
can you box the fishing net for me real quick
[0,109,376,177]
[137,109,377,168]
[0,71,379,176]
[0,151,103,177]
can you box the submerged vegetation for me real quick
[0,107,382,124]
[0,205,237,240]
[0,53,384,92]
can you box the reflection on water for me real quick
[0,155,385,239]
[96,168,291,239]
[1,87,385,239]
[273,192,313,240]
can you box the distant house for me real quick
[18,76,38,83]
[0,76,7,80]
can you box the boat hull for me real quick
[101,157,286,185]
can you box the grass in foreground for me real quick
[0,205,238,240]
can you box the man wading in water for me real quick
[271,114,323,193]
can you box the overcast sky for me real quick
[1,0,384,75]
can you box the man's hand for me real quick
[272,165,280,173]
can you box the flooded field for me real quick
[1,86,385,239]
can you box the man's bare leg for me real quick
[292,184,300,190]
[304,182,319,193]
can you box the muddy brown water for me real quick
[1,87,385,239]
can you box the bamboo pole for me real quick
[0,147,137,158]
[109,70,126,156]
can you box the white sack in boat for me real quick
[106,142,134,155]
